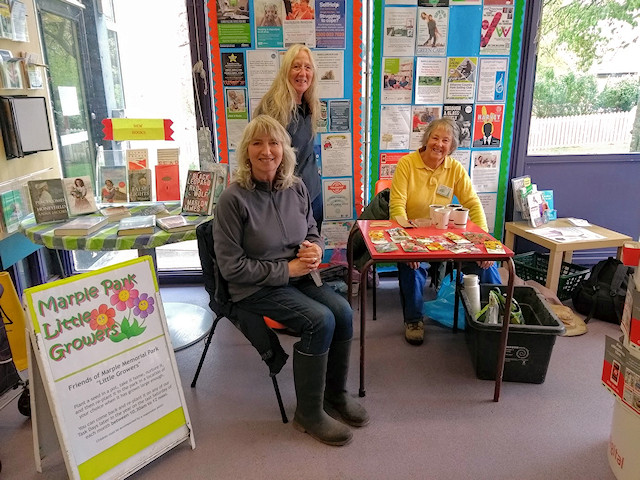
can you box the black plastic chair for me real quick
[191,219,288,423]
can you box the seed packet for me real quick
[387,227,411,243]
[426,242,445,251]
[414,236,433,245]
[484,241,506,254]
[374,242,399,253]
[448,244,471,254]
[463,232,493,244]
[444,232,472,244]
[400,240,430,253]
[369,230,387,244]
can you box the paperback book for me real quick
[62,176,98,215]
[54,216,107,236]
[27,178,69,224]
[99,165,128,203]
[155,163,180,201]
[99,205,131,222]
[126,148,148,170]
[0,189,25,233]
[156,215,201,233]
[117,215,156,236]
[128,169,152,202]
[182,170,215,215]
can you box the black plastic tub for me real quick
[461,285,565,384]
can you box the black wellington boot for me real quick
[292,344,352,446]
[324,339,370,427]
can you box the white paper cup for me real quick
[433,208,450,229]
[451,207,469,228]
[429,204,441,220]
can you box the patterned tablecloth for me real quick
[18,202,212,251]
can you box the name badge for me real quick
[436,184,452,198]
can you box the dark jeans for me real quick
[397,261,490,324]
[236,276,352,355]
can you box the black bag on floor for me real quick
[571,257,632,324]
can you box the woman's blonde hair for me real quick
[255,44,320,134]
[234,115,298,191]
[422,117,460,154]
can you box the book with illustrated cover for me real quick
[126,148,148,170]
[182,170,215,215]
[156,215,201,233]
[27,179,69,224]
[155,163,180,201]
[99,166,128,203]
[0,189,25,233]
[128,169,152,202]
[117,215,156,236]
[62,176,98,216]
[510,175,531,217]
[526,190,548,228]
[100,205,131,222]
[54,216,107,236]
[137,203,170,218]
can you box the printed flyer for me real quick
[472,104,503,148]
[315,0,346,48]
[477,57,507,103]
[216,0,251,48]
[382,57,414,104]
[323,178,353,220]
[480,5,514,55]
[415,7,448,56]
[445,57,477,103]
[24,257,189,478]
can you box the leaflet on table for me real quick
[526,226,606,242]
[321,134,352,177]
[379,105,411,150]
[313,51,343,99]
[414,58,445,105]
[383,7,416,57]
[602,336,640,417]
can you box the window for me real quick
[527,0,640,156]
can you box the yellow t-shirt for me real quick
[389,149,488,232]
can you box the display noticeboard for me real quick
[23,256,194,480]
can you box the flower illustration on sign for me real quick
[134,293,154,318]
[89,304,116,331]
[110,279,139,311]
[105,281,150,343]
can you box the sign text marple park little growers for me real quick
[37,274,156,361]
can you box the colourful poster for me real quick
[472,104,504,147]
[315,0,346,48]
[480,5,514,55]
[222,52,246,86]
[217,0,251,47]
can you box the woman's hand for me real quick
[406,261,421,270]
[477,260,494,269]
[289,241,322,277]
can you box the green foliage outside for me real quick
[532,0,640,147]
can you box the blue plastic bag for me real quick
[423,273,465,330]
[478,262,501,284]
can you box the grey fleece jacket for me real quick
[213,179,323,302]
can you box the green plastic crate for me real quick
[513,252,589,301]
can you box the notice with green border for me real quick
[24,256,191,479]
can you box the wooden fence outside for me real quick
[528,108,636,152]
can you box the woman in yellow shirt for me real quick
[390,117,494,346]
